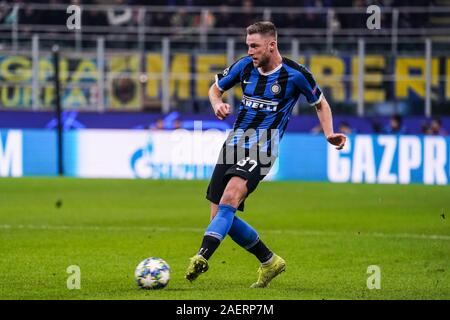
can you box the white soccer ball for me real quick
[135,257,171,290]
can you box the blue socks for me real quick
[198,204,273,263]
[199,204,237,259]
[229,216,273,263]
[204,204,261,248]
[228,216,259,249]
[205,204,237,241]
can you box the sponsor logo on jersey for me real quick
[241,95,278,112]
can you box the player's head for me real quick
[246,21,278,68]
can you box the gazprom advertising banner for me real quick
[1,129,449,185]
[277,133,449,185]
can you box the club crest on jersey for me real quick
[271,83,281,94]
[223,67,229,76]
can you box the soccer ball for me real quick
[134,257,171,290]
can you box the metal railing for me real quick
[0,35,446,117]
[1,3,450,53]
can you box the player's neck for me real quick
[259,53,283,74]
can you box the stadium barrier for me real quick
[1,40,448,116]
[2,52,450,107]
[1,129,449,185]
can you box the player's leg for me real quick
[228,216,272,261]
[186,176,247,282]
[200,176,247,259]
[227,211,285,288]
[209,188,285,288]
[187,147,285,285]
[223,150,285,287]
[185,161,228,282]
[211,202,273,263]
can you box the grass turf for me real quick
[0,178,449,300]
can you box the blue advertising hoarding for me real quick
[276,134,449,185]
[1,129,449,185]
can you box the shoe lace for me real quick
[256,266,270,283]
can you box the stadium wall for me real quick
[1,129,449,185]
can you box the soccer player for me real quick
[185,21,346,288]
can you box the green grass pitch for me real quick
[0,177,449,300]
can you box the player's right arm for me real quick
[208,84,231,120]
[209,56,253,120]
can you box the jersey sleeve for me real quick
[295,67,323,106]
[215,56,251,92]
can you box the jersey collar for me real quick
[257,63,282,76]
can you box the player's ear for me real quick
[269,39,276,52]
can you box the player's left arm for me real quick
[314,97,346,150]
[295,66,346,150]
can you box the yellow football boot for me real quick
[250,254,286,288]
[185,255,209,282]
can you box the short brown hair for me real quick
[246,21,277,39]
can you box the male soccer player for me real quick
[185,21,346,288]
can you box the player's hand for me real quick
[327,133,347,150]
[213,103,231,120]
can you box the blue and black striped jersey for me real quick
[215,56,323,155]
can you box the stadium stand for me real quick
[0,1,449,134]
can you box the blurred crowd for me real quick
[0,0,436,31]
[311,114,448,136]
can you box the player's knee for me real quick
[220,187,245,207]
[220,190,240,207]
[221,179,247,207]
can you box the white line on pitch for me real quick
[1,224,449,241]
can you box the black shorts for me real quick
[206,145,276,211]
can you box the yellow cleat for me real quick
[185,255,209,282]
[250,254,286,288]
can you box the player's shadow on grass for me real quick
[270,286,315,293]
[162,288,193,292]
[135,287,193,292]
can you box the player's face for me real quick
[246,33,274,68]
